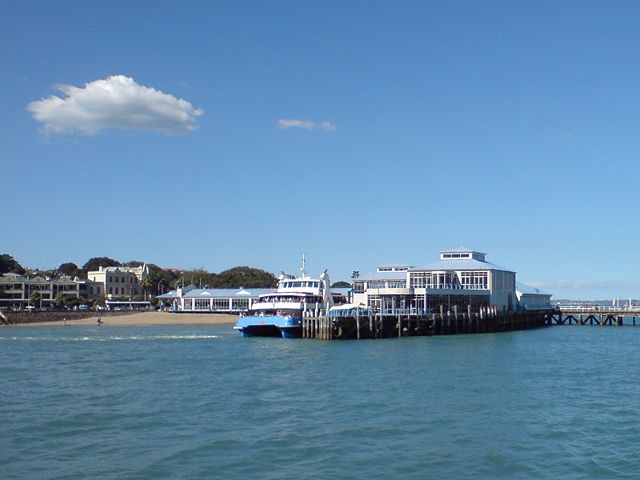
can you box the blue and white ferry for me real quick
[234,257,342,338]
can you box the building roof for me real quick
[410,258,514,273]
[157,290,179,299]
[103,266,137,272]
[88,265,148,274]
[27,276,49,284]
[1,273,27,282]
[159,286,350,299]
[441,246,484,254]
[357,271,407,281]
[181,288,273,299]
[516,282,551,296]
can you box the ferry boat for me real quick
[234,257,344,338]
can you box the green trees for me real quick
[30,291,41,308]
[124,260,145,267]
[145,264,180,296]
[145,266,277,291]
[331,281,352,288]
[80,257,121,278]
[139,276,152,300]
[55,291,66,307]
[214,266,277,288]
[2,253,279,294]
[58,262,81,277]
[55,292,85,308]
[0,254,25,275]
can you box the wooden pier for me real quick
[546,306,640,327]
[302,307,552,340]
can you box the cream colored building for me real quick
[88,264,149,299]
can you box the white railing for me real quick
[558,305,640,313]
[408,284,488,291]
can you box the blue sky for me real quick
[2,1,639,300]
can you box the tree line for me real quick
[1,254,353,296]
[1,254,279,295]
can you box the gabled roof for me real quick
[516,282,551,296]
[410,258,514,273]
[27,276,49,284]
[182,288,273,299]
[1,273,27,282]
[157,291,179,299]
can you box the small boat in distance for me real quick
[234,256,345,338]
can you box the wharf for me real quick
[548,306,640,327]
[302,307,551,340]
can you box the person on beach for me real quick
[63,317,67,326]
[96,317,103,326]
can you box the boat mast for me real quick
[300,252,307,279]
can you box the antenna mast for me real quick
[300,253,307,279]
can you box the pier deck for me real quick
[302,305,640,340]
[302,308,552,340]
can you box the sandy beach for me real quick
[11,311,238,327]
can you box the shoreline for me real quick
[7,311,238,327]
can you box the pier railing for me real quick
[557,305,640,314]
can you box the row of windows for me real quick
[107,276,138,284]
[364,280,408,289]
[408,271,488,290]
[282,281,320,289]
[108,287,138,295]
[365,294,490,314]
[184,298,252,311]
[442,253,471,259]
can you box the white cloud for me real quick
[27,75,204,135]
[277,118,335,131]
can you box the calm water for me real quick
[2,324,640,479]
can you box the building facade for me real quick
[158,286,272,312]
[0,273,102,308]
[87,265,149,299]
[353,247,519,314]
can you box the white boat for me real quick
[234,256,344,338]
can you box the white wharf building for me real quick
[352,247,518,314]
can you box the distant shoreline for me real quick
[5,311,238,327]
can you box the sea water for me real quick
[2,324,640,479]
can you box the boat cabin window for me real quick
[281,280,320,289]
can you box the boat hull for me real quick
[234,315,302,339]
